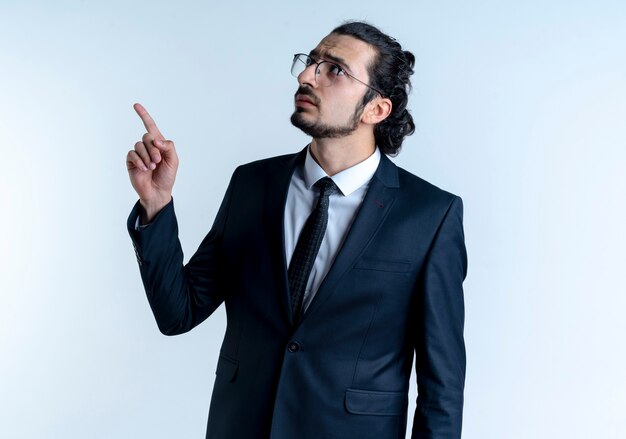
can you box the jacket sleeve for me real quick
[412,196,467,439]
[127,168,238,336]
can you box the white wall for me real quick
[1,1,624,437]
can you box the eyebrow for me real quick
[308,49,354,74]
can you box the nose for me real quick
[297,62,318,88]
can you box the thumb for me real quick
[153,139,178,164]
[154,138,174,151]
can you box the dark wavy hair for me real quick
[332,21,415,156]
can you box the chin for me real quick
[291,112,312,133]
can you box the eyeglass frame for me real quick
[291,53,386,99]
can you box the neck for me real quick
[309,132,376,176]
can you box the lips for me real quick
[294,87,319,107]
[295,94,317,107]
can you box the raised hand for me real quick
[126,103,179,223]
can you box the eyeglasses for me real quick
[290,53,385,98]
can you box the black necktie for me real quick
[288,177,337,323]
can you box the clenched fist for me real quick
[126,103,179,224]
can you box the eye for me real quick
[329,63,345,76]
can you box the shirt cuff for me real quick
[134,215,150,231]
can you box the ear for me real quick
[361,97,393,125]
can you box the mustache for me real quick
[295,86,320,105]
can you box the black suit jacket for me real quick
[128,149,467,439]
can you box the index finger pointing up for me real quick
[134,103,163,139]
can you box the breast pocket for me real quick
[353,256,411,273]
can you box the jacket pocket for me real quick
[353,257,411,273]
[215,354,239,382]
[344,388,408,416]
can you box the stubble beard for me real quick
[291,103,365,139]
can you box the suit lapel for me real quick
[263,148,307,325]
[302,154,400,322]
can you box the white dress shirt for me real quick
[284,146,381,312]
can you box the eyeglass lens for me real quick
[291,54,339,87]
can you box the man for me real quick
[126,21,467,439]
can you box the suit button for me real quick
[287,342,301,353]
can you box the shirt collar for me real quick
[303,145,381,196]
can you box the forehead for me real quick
[310,33,376,77]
